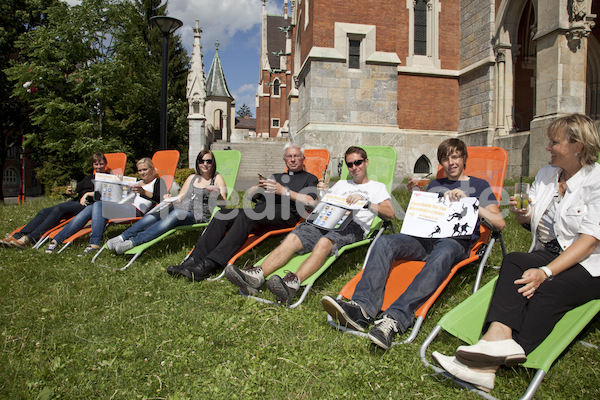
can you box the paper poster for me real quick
[400,191,479,239]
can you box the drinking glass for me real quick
[514,182,530,210]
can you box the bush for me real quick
[174,168,195,188]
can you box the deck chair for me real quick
[420,276,600,400]
[55,150,179,253]
[92,150,242,270]
[208,148,331,280]
[242,146,397,308]
[328,146,508,343]
[28,152,128,249]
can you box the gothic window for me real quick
[3,167,19,187]
[273,79,281,96]
[414,155,431,174]
[414,0,427,56]
[192,101,200,114]
[349,39,361,69]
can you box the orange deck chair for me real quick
[28,152,128,249]
[207,148,330,280]
[54,150,179,253]
[328,146,508,344]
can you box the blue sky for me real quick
[169,0,286,117]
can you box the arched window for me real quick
[273,79,281,96]
[413,155,431,174]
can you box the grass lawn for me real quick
[1,190,598,399]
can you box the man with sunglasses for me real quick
[167,143,319,281]
[225,146,395,303]
[322,139,505,350]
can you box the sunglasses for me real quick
[199,159,213,165]
[346,159,365,168]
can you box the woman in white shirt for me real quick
[433,113,600,393]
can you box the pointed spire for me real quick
[187,19,206,114]
[206,45,233,99]
[284,0,288,19]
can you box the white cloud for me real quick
[232,83,258,115]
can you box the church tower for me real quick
[186,20,207,168]
[204,43,235,144]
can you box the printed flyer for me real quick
[307,193,367,231]
[94,173,138,203]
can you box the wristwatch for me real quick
[364,200,371,209]
[539,266,554,281]
[284,188,291,197]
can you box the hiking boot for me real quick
[368,315,399,350]
[78,245,99,257]
[106,235,124,251]
[224,265,265,295]
[181,259,217,282]
[321,296,373,332]
[115,240,134,254]
[267,272,300,303]
[166,256,198,277]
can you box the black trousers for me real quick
[190,203,298,268]
[485,250,600,354]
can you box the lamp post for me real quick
[150,16,183,150]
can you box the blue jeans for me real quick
[54,202,139,246]
[352,233,467,333]
[16,200,85,242]
[120,209,195,246]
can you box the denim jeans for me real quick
[120,209,195,246]
[54,201,138,246]
[16,200,85,242]
[352,233,467,333]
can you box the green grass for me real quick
[0,194,598,399]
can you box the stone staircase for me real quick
[211,141,289,189]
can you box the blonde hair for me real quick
[547,113,600,166]
[136,157,155,169]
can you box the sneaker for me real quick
[166,256,197,277]
[321,295,373,332]
[267,272,300,303]
[224,265,265,295]
[106,235,124,251]
[78,245,99,257]
[181,259,217,282]
[368,315,399,350]
[45,241,59,254]
[1,234,18,247]
[11,236,30,249]
[115,240,134,254]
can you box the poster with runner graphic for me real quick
[401,191,479,239]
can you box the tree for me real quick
[237,104,253,118]
[5,0,190,190]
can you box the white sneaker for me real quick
[432,351,495,392]
[106,235,124,251]
[115,240,134,254]
[224,265,265,295]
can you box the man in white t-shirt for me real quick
[225,146,395,303]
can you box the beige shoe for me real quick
[432,351,495,393]
[12,236,31,249]
[1,234,17,246]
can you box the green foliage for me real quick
[236,104,253,118]
[5,0,190,193]
[0,189,598,399]
[174,168,195,188]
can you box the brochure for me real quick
[306,193,367,231]
[147,194,183,214]
[400,191,479,239]
[94,173,138,203]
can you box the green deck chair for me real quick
[92,150,242,270]
[420,276,600,400]
[244,146,397,308]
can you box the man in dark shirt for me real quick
[167,143,319,281]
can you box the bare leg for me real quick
[481,321,513,342]
[260,234,304,276]
[295,237,333,282]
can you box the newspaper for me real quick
[94,173,138,203]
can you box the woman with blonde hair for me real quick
[433,113,600,392]
[46,158,166,256]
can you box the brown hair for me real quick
[344,146,368,161]
[195,149,217,177]
[437,139,468,164]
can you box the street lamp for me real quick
[150,16,183,150]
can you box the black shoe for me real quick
[181,259,217,282]
[321,295,373,332]
[367,315,399,350]
[166,256,197,277]
[268,272,300,303]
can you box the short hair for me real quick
[195,149,217,178]
[344,146,368,161]
[91,152,108,172]
[547,113,600,166]
[136,157,155,169]
[283,142,305,157]
[437,139,468,164]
